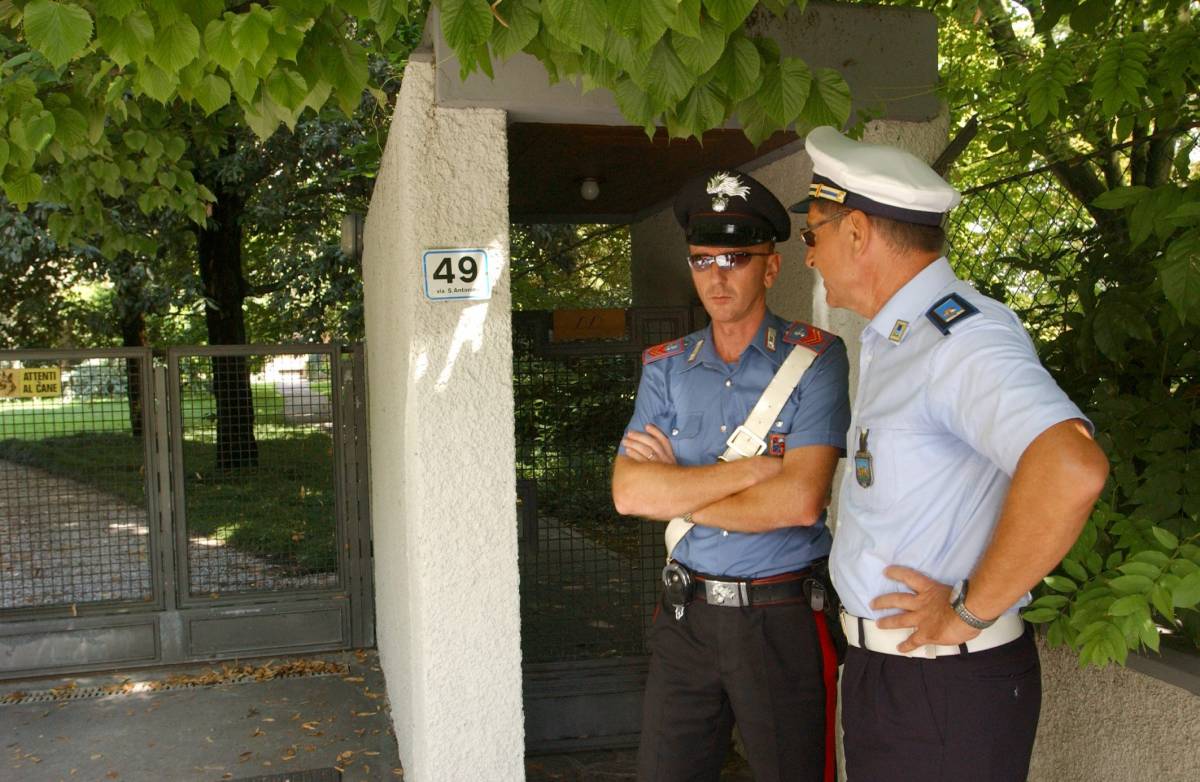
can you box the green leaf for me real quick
[1028,594,1070,610]
[712,33,760,103]
[1069,0,1109,35]
[1091,37,1149,116]
[1173,571,1200,608]
[1151,584,1175,623]
[758,57,811,126]
[671,0,702,39]
[24,110,56,152]
[544,0,606,53]
[440,0,493,50]
[203,18,240,72]
[1092,186,1149,209]
[640,39,692,105]
[1043,575,1077,593]
[1107,594,1146,617]
[321,40,369,115]
[1021,607,1060,623]
[1156,231,1200,325]
[123,129,147,151]
[265,68,308,111]
[135,61,178,103]
[1109,574,1154,595]
[675,82,726,139]
[1165,202,1200,227]
[1025,56,1071,126]
[97,0,138,19]
[1117,562,1162,580]
[97,10,155,68]
[229,60,259,102]
[1061,558,1089,583]
[490,0,539,60]
[50,107,86,147]
[3,171,43,205]
[231,3,273,63]
[0,139,8,171]
[706,0,758,33]
[671,15,726,76]
[150,16,200,73]
[1150,526,1180,550]
[23,0,94,69]
[194,73,231,115]
[612,77,657,130]
[801,67,851,128]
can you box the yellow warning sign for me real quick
[0,367,62,398]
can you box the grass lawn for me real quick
[0,391,338,573]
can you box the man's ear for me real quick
[763,252,782,288]
[846,210,872,255]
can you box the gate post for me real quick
[361,53,523,781]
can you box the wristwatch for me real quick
[950,579,995,630]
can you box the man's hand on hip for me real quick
[871,565,980,653]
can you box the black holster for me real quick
[803,558,847,664]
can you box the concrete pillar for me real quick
[361,55,523,781]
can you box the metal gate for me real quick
[515,307,696,751]
[0,345,373,679]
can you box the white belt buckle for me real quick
[723,425,766,459]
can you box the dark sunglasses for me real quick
[686,251,772,271]
[801,210,851,247]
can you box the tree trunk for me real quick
[197,181,259,470]
[120,306,146,438]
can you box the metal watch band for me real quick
[951,579,996,630]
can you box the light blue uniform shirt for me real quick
[620,310,851,578]
[830,258,1091,618]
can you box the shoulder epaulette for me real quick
[782,321,836,354]
[925,293,980,335]
[643,337,686,365]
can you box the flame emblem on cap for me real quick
[706,172,750,213]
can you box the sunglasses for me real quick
[801,210,851,247]
[686,251,772,271]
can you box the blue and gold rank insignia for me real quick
[889,320,909,344]
[643,338,684,364]
[854,427,873,488]
[925,293,979,335]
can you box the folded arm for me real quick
[689,444,841,532]
[611,424,780,520]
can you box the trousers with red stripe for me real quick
[638,595,837,782]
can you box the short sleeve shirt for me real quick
[620,310,851,578]
[830,258,1091,618]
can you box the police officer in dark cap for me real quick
[612,169,851,782]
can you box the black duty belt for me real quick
[662,562,812,610]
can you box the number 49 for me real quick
[433,255,479,284]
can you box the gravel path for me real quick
[0,460,335,610]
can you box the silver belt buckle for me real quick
[704,579,749,607]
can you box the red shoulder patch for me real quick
[782,321,836,354]
[643,338,685,365]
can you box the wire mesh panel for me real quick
[0,352,154,613]
[171,348,341,598]
[514,311,687,663]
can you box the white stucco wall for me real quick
[1030,643,1200,782]
[362,56,524,781]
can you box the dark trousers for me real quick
[841,625,1041,782]
[637,597,837,782]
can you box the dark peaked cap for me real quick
[674,169,791,247]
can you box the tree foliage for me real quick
[923,0,1200,663]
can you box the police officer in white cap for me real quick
[792,126,1110,780]
[613,168,851,781]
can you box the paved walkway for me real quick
[0,459,334,610]
[275,379,333,425]
[1,650,401,781]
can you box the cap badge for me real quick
[889,320,909,344]
[809,183,847,204]
[706,172,751,213]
